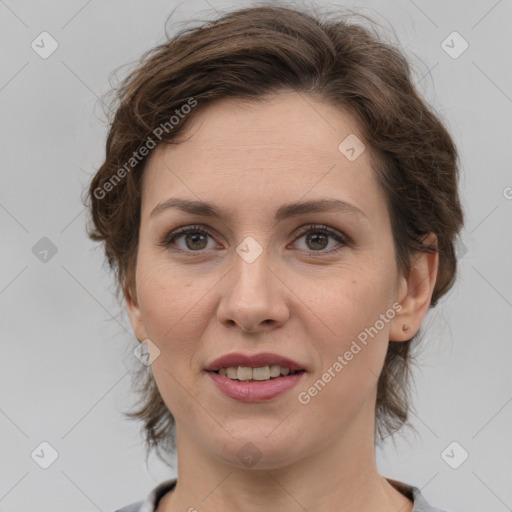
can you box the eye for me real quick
[291,224,348,254]
[159,224,349,255]
[159,225,216,253]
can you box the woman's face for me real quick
[127,90,422,468]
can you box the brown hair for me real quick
[85,3,464,465]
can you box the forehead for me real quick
[141,91,384,224]
[156,91,365,160]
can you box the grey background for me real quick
[1,0,511,511]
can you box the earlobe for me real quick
[390,234,439,342]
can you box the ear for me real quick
[125,286,149,343]
[389,233,439,342]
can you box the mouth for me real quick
[209,365,306,382]
[204,352,307,401]
[206,367,306,402]
[205,351,306,373]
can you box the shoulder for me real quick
[113,478,177,512]
[114,502,143,512]
[386,477,450,512]
[409,484,451,512]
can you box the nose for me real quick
[216,245,290,333]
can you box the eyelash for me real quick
[159,224,350,256]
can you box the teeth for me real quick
[226,367,237,379]
[238,367,253,381]
[252,366,270,380]
[269,365,281,378]
[215,365,299,381]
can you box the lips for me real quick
[208,370,305,402]
[204,352,306,372]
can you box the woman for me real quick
[87,4,464,512]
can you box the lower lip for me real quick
[207,371,305,402]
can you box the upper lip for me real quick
[205,352,306,372]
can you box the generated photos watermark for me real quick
[93,97,198,200]
[297,302,403,405]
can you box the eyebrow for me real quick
[149,197,368,222]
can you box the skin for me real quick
[126,90,438,512]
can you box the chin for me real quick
[207,429,307,470]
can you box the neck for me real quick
[158,411,413,512]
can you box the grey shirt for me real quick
[114,477,449,512]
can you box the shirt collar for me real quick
[137,477,445,512]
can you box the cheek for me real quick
[136,260,207,360]
[300,306,390,429]
[317,263,394,337]
[308,267,393,391]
